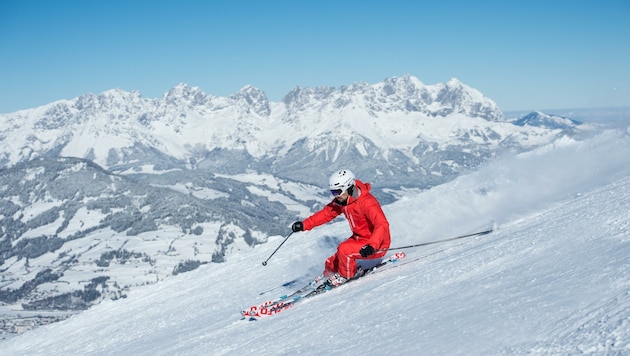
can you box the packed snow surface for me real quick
[1,128,629,355]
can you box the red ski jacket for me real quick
[302,179,391,250]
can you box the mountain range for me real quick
[0,75,587,319]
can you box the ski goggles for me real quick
[330,189,345,196]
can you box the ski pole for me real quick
[382,228,493,252]
[262,231,294,266]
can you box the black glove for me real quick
[359,244,375,258]
[291,221,304,232]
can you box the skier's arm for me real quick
[303,202,342,231]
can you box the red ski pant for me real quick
[324,237,387,279]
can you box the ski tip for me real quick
[241,310,260,321]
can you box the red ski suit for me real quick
[302,179,391,279]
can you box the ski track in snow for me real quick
[1,128,629,355]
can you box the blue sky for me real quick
[1,0,628,113]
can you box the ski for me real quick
[241,252,406,320]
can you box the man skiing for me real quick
[291,169,391,287]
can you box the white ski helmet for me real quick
[328,169,355,194]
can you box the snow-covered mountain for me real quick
[0,75,592,319]
[0,75,570,189]
[1,128,628,353]
[513,110,582,130]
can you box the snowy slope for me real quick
[1,128,629,355]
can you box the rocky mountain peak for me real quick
[163,83,209,107]
[230,85,271,117]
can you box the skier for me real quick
[291,169,391,287]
